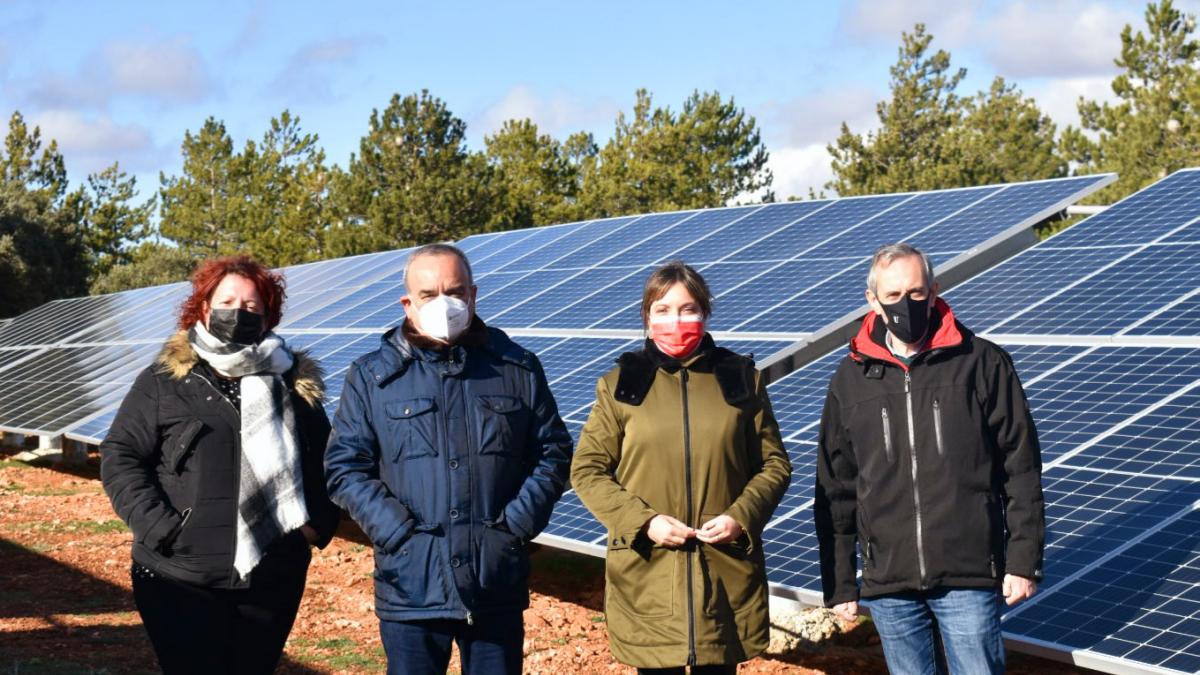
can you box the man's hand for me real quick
[832,601,859,623]
[695,515,744,544]
[1003,574,1037,606]
[645,514,695,548]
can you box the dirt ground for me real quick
[0,448,1096,674]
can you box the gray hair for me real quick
[866,243,935,295]
[402,243,474,291]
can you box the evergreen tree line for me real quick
[1,1,1196,318]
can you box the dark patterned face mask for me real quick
[880,294,930,344]
[207,308,264,344]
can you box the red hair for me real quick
[177,256,287,331]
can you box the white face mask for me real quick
[417,294,471,342]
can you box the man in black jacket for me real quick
[815,243,1044,674]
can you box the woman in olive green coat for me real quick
[572,262,792,674]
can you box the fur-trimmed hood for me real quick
[155,330,325,406]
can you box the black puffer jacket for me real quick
[101,332,340,589]
[814,299,1044,606]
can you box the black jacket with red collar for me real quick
[814,298,1045,606]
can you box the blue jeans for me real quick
[865,588,1004,675]
[379,612,524,675]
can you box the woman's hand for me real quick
[695,515,743,545]
[645,514,695,547]
[300,524,319,546]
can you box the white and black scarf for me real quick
[189,323,310,580]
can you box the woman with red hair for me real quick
[100,255,340,674]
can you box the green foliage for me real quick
[159,117,242,255]
[579,89,771,217]
[336,90,496,253]
[79,163,154,283]
[90,241,196,295]
[1063,0,1200,201]
[485,118,585,228]
[828,25,1064,196]
[238,111,334,264]
[953,77,1066,185]
[0,112,89,318]
[159,112,333,266]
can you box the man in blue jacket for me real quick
[325,243,573,675]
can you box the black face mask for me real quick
[879,295,931,345]
[207,308,264,344]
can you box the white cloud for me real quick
[474,85,619,139]
[763,86,880,148]
[104,38,211,103]
[978,2,1133,79]
[30,109,159,173]
[269,35,383,101]
[1026,75,1116,129]
[839,0,982,43]
[768,143,837,200]
[20,37,213,110]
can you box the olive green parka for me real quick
[571,337,792,668]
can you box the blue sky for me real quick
[2,0,1196,202]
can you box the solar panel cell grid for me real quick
[1004,509,1200,673]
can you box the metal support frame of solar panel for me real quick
[761,168,1200,674]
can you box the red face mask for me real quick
[648,315,706,358]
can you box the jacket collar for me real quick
[155,330,325,406]
[365,316,534,386]
[614,334,755,407]
[849,297,964,371]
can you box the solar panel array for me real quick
[763,168,1200,674]
[0,174,1106,447]
[0,173,1124,667]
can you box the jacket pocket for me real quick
[933,399,945,457]
[378,531,448,608]
[606,544,675,618]
[880,407,894,462]
[163,419,205,474]
[477,523,528,591]
[476,395,527,457]
[386,398,438,460]
[698,513,760,618]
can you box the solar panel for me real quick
[0,171,1120,667]
[754,168,1200,674]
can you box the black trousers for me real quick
[131,562,307,675]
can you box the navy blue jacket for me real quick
[325,320,573,622]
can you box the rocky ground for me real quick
[0,447,1095,674]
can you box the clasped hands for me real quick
[645,513,743,547]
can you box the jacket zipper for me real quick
[932,399,945,457]
[193,370,244,587]
[880,407,894,462]
[680,368,697,667]
[905,371,928,587]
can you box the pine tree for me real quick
[336,90,495,252]
[1062,0,1200,200]
[0,112,89,317]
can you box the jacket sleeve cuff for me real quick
[616,506,658,543]
[824,588,860,608]
[723,510,755,554]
